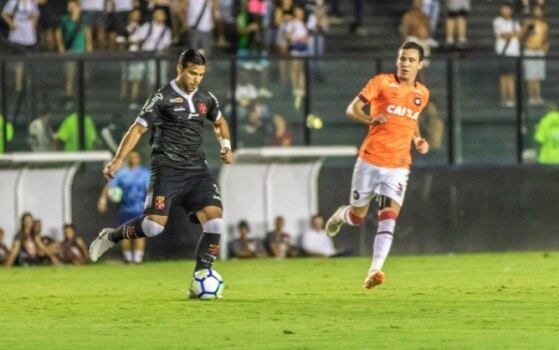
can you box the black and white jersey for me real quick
[135,80,222,170]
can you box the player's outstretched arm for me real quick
[213,116,233,165]
[103,122,148,180]
[346,97,388,126]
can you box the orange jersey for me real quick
[357,73,430,168]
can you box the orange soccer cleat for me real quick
[363,270,385,289]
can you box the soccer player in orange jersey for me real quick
[325,41,430,289]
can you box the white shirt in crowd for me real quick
[285,19,308,44]
[129,22,172,52]
[112,0,134,12]
[2,0,39,46]
[301,228,336,257]
[187,0,214,32]
[493,16,521,57]
[80,0,105,12]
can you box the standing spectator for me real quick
[301,214,337,257]
[285,6,308,110]
[0,228,10,266]
[230,220,266,258]
[107,0,135,49]
[80,0,107,50]
[119,8,142,100]
[534,102,559,164]
[1,0,40,92]
[127,8,172,110]
[38,0,67,51]
[522,5,548,106]
[54,111,98,151]
[445,0,470,48]
[56,0,93,103]
[306,0,328,81]
[28,105,54,151]
[0,114,14,153]
[265,216,295,259]
[98,151,150,264]
[182,0,219,57]
[400,0,431,59]
[518,0,544,16]
[421,0,441,47]
[349,0,366,36]
[274,0,294,84]
[270,114,292,146]
[493,3,521,108]
[58,224,89,265]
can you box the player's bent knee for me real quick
[142,217,165,237]
[348,209,366,226]
[202,218,223,234]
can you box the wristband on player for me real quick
[221,139,231,150]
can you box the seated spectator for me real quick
[265,216,296,259]
[301,214,337,257]
[6,212,41,267]
[58,224,89,265]
[0,228,10,266]
[270,114,292,146]
[32,219,61,265]
[534,102,559,165]
[230,220,266,258]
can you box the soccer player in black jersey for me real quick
[89,50,233,292]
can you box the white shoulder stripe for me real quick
[135,117,149,128]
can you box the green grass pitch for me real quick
[1,252,559,349]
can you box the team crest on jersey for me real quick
[197,102,208,114]
[353,190,360,200]
[155,196,165,210]
[413,97,422,106]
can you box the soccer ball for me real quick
[190,269,224,300]
[107,187,123,203]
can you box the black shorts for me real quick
[107,11,129,36]
[144,167,223,217]
[448,10,469,17]
[498,57,517,75]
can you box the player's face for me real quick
[396,49,423,82]
[177,63,206,92]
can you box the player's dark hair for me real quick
[178,49,206,69]
[501,2,513,8]
[399,41,425,61]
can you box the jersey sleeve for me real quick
[136,92,164,128]
[206,91,222,123]
[358,75,384,104]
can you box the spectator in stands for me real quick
[445,0,470,49]
[522,4,548,106]
[127,8,172,110]
[493,2,521,108]
[1,0,40,92]
[285,6,308,110]
[534,102,559,164]
[238,103,270,147]
[518,0,544,16]
[230,220,266,258]
[58,224,89,265]
[181,0,220,57]
[349,0,366,36]
[54,111,98,151]
[98,151,150,264]
[80,0,108,50]
[216,0,235,48]
[270,114,292,146]
[38,0,67,52]
[236,1,261,61]
[28,105,54,151]
[400,0,431,59]
[119,8,142,100]
[107,0,135,49]
[422,0,441,47]
[0,114,14,153]
[56,0,93,104]
[301,214,337,257]
[6,212,40,266]
[274,0,294,84]
[306,0,328,81]
[0,228,10,266]
[265,215,296,259]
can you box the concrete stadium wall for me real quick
[71,165,559,259]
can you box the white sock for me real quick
[123,250,133,263]
[371,233,393,272]
[134,250,144,263]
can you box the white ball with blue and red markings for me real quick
[191,269,224,300]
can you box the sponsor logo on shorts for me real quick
[353,190,360,200]
[197,102,208,114]
[396,183,404,196]
[155,195,165,210]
